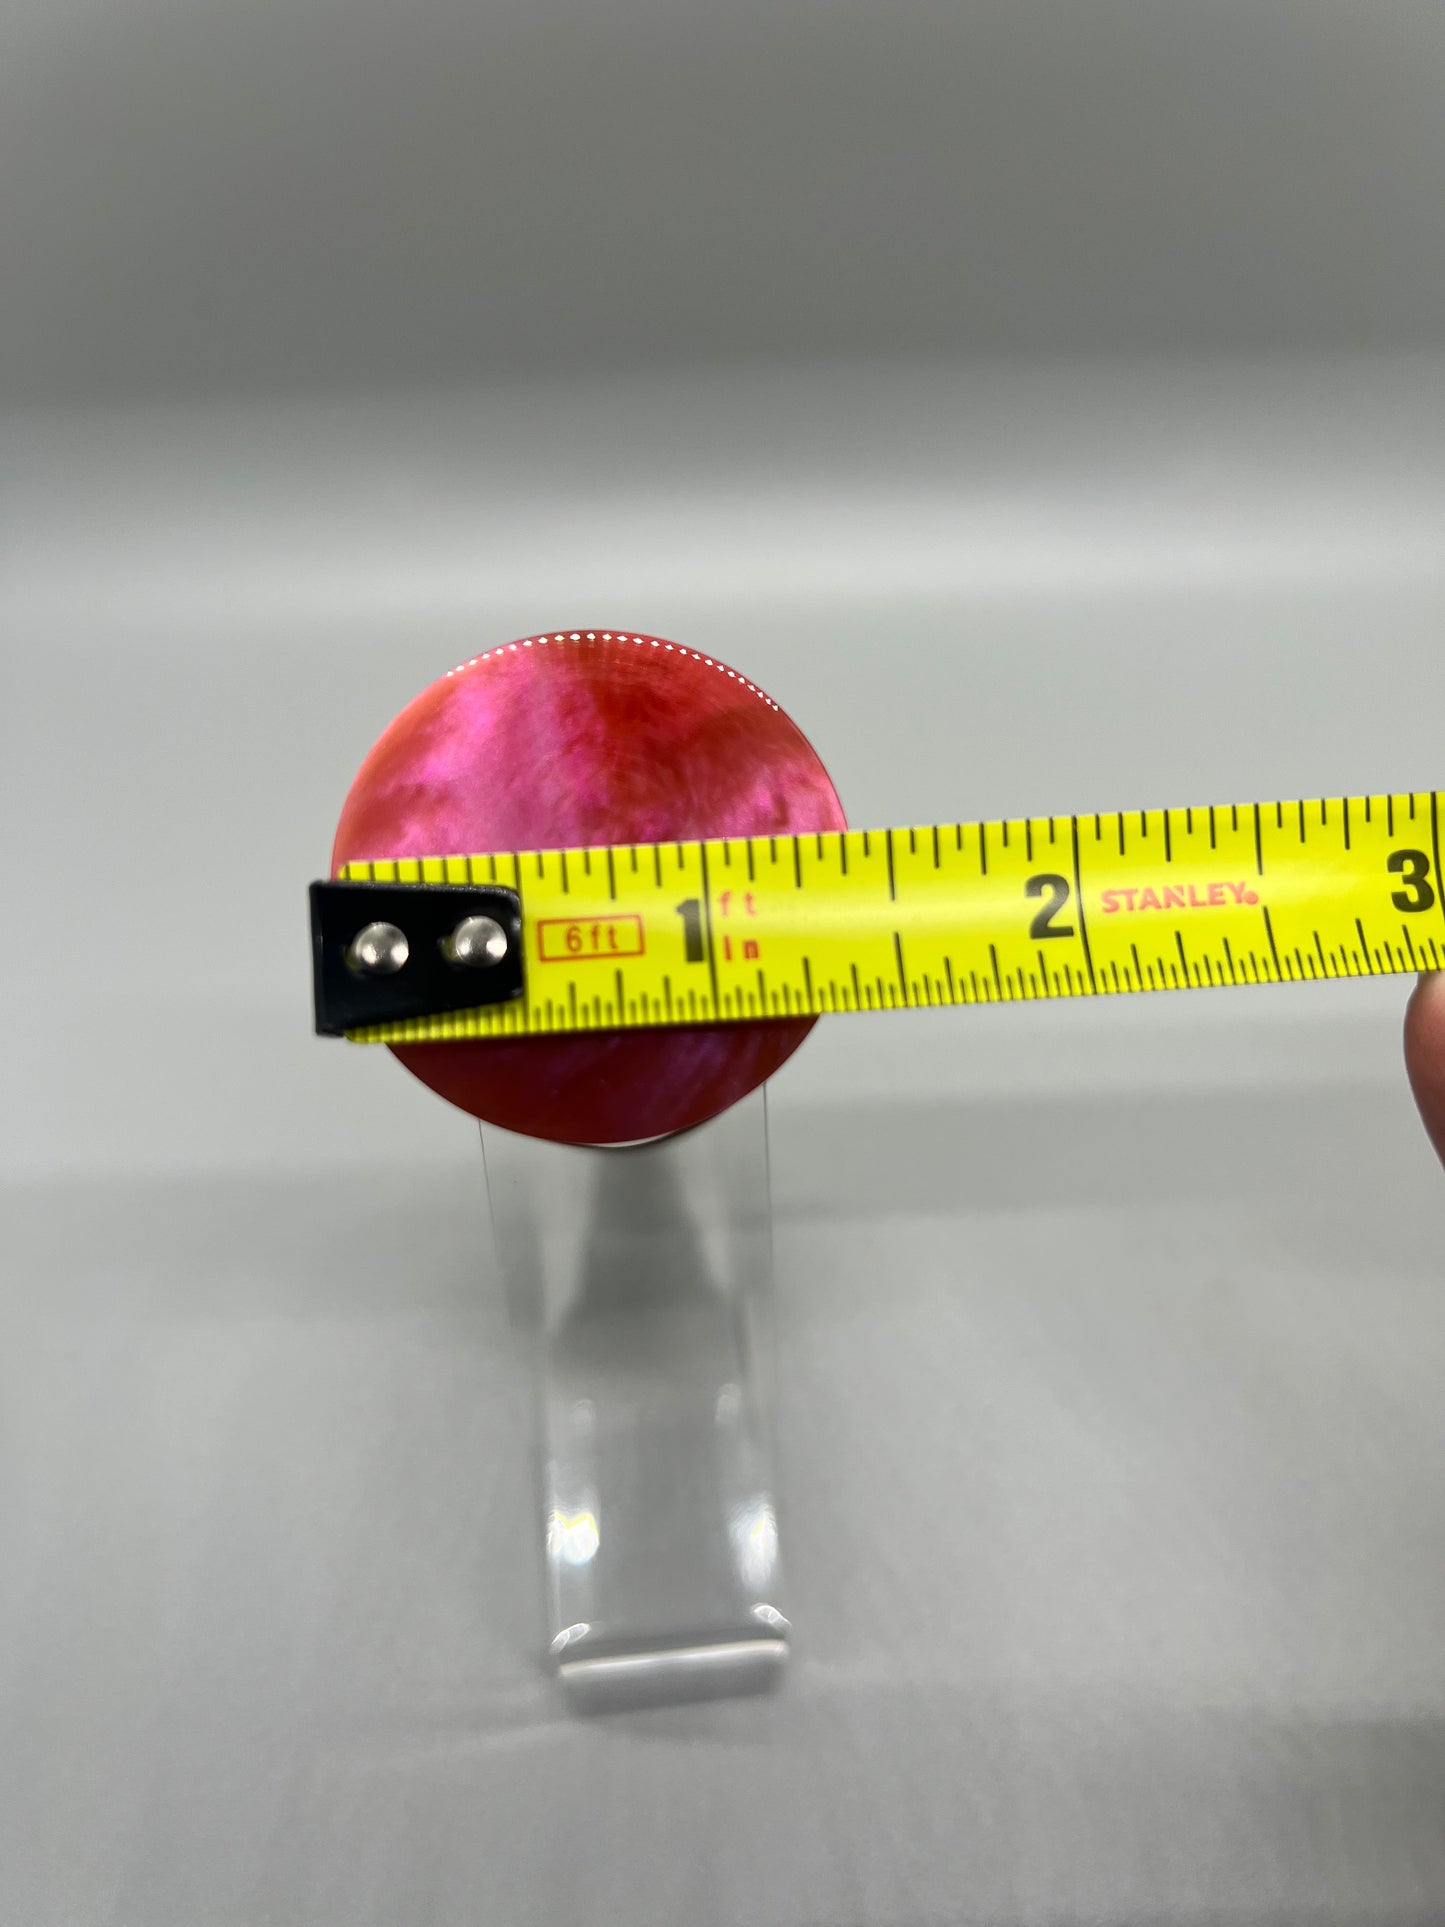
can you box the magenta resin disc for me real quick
[332,629,847,1144]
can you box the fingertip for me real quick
[1405,971,1445,1166]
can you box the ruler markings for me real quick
[1070,816,1098,993]
[1432,792,1445,951]
[340,789,1444,1041]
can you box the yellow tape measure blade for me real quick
[338,792,1445,1042]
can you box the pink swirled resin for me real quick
[331,630,846,1143]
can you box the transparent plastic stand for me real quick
[480,1088,788,1712]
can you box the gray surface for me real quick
[6,0,1445,403]
[7,0,1445,1919]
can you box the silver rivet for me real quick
[443,915,509,968]
[347,920,409,975]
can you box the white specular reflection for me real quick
[547,1509,600,1567]
[728,1495,779,1591]
[549,1622,593,1658]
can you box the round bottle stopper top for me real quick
[332,629,846,1144]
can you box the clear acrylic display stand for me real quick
[480,1088,788,1712]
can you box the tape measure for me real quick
[313,790,1445,1044]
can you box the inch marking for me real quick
[1262,905,1283,980]
[699,844,721,1015]
[1070,817,1098,992]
